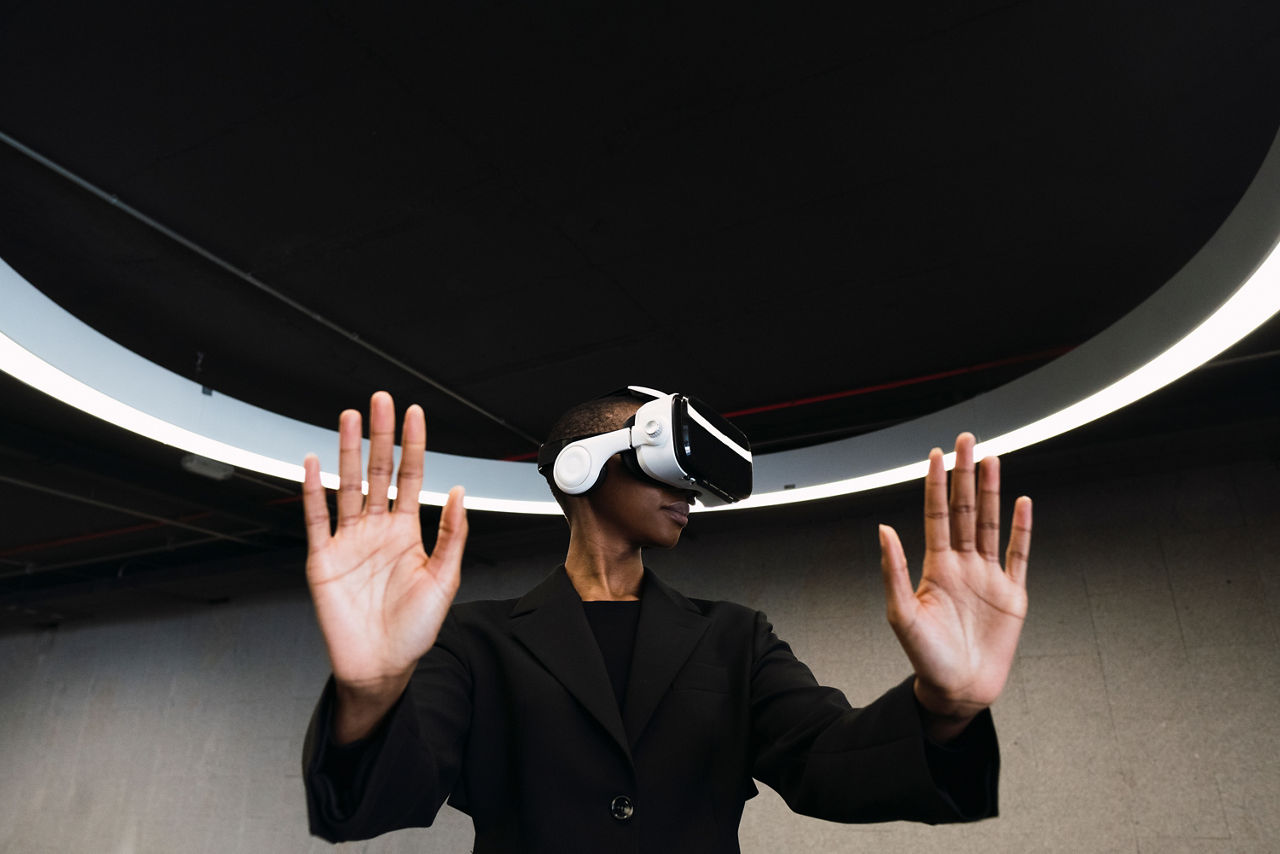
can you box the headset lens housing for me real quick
[672,396,752,503]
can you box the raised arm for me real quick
[879,432,1031,742]
[302,391,468,743]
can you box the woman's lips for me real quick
[662,501,690,526]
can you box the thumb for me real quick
[878,524,917,628]
[432,486,469,571]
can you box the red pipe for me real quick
[0,511,214,557]
[722,345,1073,417]
[501,344,1073,461]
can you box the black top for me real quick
[581,599,642,709]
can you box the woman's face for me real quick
[579,454,696,550]
[566,401,697,550]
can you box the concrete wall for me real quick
[1,454,1277,853]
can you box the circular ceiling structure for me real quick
[2,128,1279,515]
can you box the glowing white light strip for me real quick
[0,307,562,515]
[713,242,1280,511]
[0,329,308,483]
[4,227,1273,516]
[974,251,1280,461]
[2,125,1278,515]
[0,333,560,514]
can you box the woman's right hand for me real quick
[301,391,468,741]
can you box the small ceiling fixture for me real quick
[180,453,235,482]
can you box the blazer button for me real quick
[610,795,634,821]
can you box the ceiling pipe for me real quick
[0,513,210,558]
[0,128,542,448]
[0,491,308,560]
[0,472,259,545]
[0,527,273,581]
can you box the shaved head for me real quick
[544,395,638,447]
[541,393,641,517]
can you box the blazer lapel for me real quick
[622,568,711,746]
[509,567,631,761]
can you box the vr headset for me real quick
[537,386,753,506]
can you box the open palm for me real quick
[879,433,1031,720]
[303,392,468,694]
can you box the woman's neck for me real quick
[564,530,644,601]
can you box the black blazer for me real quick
[303,567,998,853]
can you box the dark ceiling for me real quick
[1,0,1278,627]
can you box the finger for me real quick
[976,455,1001,560]
[430,486,469,574]
[365,391,396,515]
[394,404,426,517]
[879,524,918,629]
[301,453,331,555]
[949,433,976,551]
[1006,496,1033,586]
[336,409,365,528]
[924,447,950,553]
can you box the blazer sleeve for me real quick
[301,611,474,842]
[747,611,998,824]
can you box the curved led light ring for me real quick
[0,273,560,514]
[726,124,1280,510]
[2,128,1279,514]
